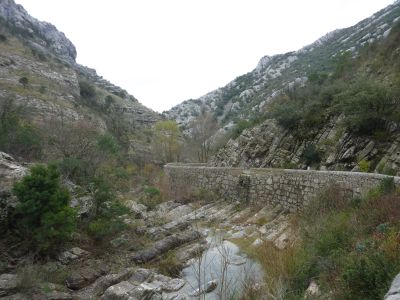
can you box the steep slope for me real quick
[165,1,400,132]
[0,0,160,134]
[212,20,400,174]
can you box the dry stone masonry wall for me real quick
[165,164,400,211]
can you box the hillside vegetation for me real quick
[212,22,400,175]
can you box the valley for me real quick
[1,0,400,299]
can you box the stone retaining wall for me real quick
[165,163,400,211]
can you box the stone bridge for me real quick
[165,163,400,211]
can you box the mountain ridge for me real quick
[164,1,400,132]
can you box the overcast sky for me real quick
[15,0,395,112]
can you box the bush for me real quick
[0,98,42,160]
[341,251,396,299]
[0,34,7,42]
[302,144,321,166]
[86,177,129,240]
[358,159,370,172]
[79,80,96,99]
[88,215,126,240]
[140,187,163,210]
[19,77,29,88]
[12,164,76,254]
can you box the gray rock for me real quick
[128,201,148,218]
[70,196,94,218]
[189,280,218,297]
[165,205,193,221]
[0,0,77,62]
[100,280,136,300]
[385,273,400,300]
[58,247,89,264]
[74,267,136,299]
[66,260,109,290]
[230,230,246,239]
[0,274,18,296]
[131,231,201,264]
[149,274,185,292]
[110,234,130,248]
[0,152,27,226]
[129,268,153,284]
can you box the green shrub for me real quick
[12,164,76,254]
[231,120,252,139]
[19,77,29,88]
[58,157,94,186]
[140,187,163,210]
[79,80,96,99]
[0,34,7,42]
[341,251,396,299]
[104,95,115,110]
[87,177,129,240]
[302,144,321,166]
[358,159,370,172]
[97,134,120,156]
[88,216,126,240]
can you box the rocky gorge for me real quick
[1,0,400,298]
[0,152,296,299]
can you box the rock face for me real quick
[131,231,202,263]
[0,0,76,63]
[385,273,400,300]
[0,274,18,297]
[0,152,27,228]
[212,119,400,174]
[0,0,160,133]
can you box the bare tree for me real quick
[189,110,218,163]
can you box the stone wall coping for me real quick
[165,163,400,183]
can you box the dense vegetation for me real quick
[12,164,76,254]
[267,23,400,142]
[237,178,400,299]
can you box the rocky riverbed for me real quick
[0,193,296,299]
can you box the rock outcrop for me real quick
[0,152,27,228]
[0,0,160,131]
[164,1,400,132]
[212,119,400,174]
[0,0,76,63]
[385,273,400,300]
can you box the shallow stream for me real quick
[178,232,264,299]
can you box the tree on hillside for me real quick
[152,120,182,163]
[0,97,42,160]
[12,164,76,254]
[189,110,218,162]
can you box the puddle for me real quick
[177,233,264,299]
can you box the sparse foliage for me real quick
[189,110,218,162]
[152,120,182,163]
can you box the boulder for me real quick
[0,273,19,296]
[0,153,27,226]
[385,273,400,300]
[100,280,136,300]
[73,267,136,299]
[165,205,192,221]
[66,260,109,290]
[304,280,320,299]
[189,280,218,297]
[58,247,89,264]
[70,196,94,218]
[131,231,201,264]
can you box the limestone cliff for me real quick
[0,0,160,131]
